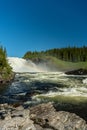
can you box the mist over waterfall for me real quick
[8,57,43,72]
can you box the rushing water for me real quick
[0,72,87,120]
[0,72,87,103]
[0,57,87,120]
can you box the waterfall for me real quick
[7,57,41,72]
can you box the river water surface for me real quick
[0,72,87,120]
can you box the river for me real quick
[0,57,87,120]
[0,72,87,120]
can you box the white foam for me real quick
[83,78,87,84]
[7,57,66,73]
[7,57,40,72]
[35,87,87,97]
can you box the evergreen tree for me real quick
[23,46,87,62]
[0,45,12,74]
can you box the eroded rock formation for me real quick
[0,102,87,130]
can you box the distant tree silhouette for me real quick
[23,46,87,62]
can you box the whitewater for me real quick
[0,57,86,105]
[7,57,41,72]
[0,57,86,121]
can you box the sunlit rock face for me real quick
[7,57,41,72]
[0,103,87,130]
[30,102,87,130]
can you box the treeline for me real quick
[23,46,87,62]
[0,46,12,74]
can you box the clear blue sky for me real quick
[0,0,87,57]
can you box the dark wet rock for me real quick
[65,68,87,75]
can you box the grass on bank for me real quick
[35,55,87,71]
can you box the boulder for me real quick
[65,68,87,75]
[30,102,87,130]
[0,104,36,130]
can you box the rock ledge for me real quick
[0,102,87,130]
[65,68,87,75]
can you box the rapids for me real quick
[0,72,87,104]
[1,57,86,104]
[0,57,87,120]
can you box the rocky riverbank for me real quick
[0,102,87,130]
[65,68,87,75]
[0,72,15,84]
